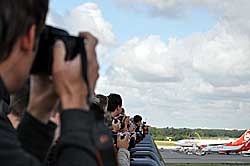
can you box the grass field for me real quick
[155,141,176,147]
[167,164,250,166]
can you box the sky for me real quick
[48,0,250,129]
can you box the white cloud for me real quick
[96,0,250,128]
[114,0,192,18]
[192,24,250,87]
[112,36,182,83]
[239,102,250,112]
[48,1,250,128]
[47,3,116,61]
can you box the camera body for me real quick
[117,132,131,140]
[31,25,87,78]
[117,114,125,129]
[113,114,131,131]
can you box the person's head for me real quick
[95,94,108,113]
[91,94,108,120]
[107,93,122,118]
[0,0,49,93]
[133,115,142,126]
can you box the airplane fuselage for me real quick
[201,144,244,153]
[175,139,232,147]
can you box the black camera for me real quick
[113,119,119,124]
[117,114,127,129]
[31,25,87,80]
[118,132,130,140]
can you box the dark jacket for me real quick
[92,111,117,166]
[47,103,117,166]
[0,77,98,166]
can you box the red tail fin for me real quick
[226,130,250,146]
[238,138,250,152]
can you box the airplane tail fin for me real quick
[238,137,250,152]
[226,129,250,146]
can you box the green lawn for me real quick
[155,141,176,147]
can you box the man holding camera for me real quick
[0,0,100,165]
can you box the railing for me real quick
[130,134,166,166]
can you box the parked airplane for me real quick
[175,139,231,147]
[175,130,250,147]
[199,130,250,155]
[200,138,250,155]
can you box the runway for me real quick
[159,148,250,165]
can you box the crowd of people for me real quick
[0,0,148,165]
[8,83,149,166]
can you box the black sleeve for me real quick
[0,108,98,166]
[112,131,118,145]
[0,112,41,166]
[55,109,98,166]
[17,112,56,162]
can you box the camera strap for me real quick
[79,41,91,105]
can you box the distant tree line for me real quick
[149,127,246,141]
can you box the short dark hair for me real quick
[0,0,49,61]
[96,94,108,113]
[133,115,142,124]
[121,108,125,115]
[107,93,122,112]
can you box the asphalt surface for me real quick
[159,148,250,164]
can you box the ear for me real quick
[20,25,36,53]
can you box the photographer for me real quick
[90,95,117,166]
[107,93,123,120]
[92,94,108,120]
[0,0,100,166]
[133,115,144,143]
[107,93,122,143]
[0,0,55,164]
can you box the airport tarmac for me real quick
[159,148,250,165]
